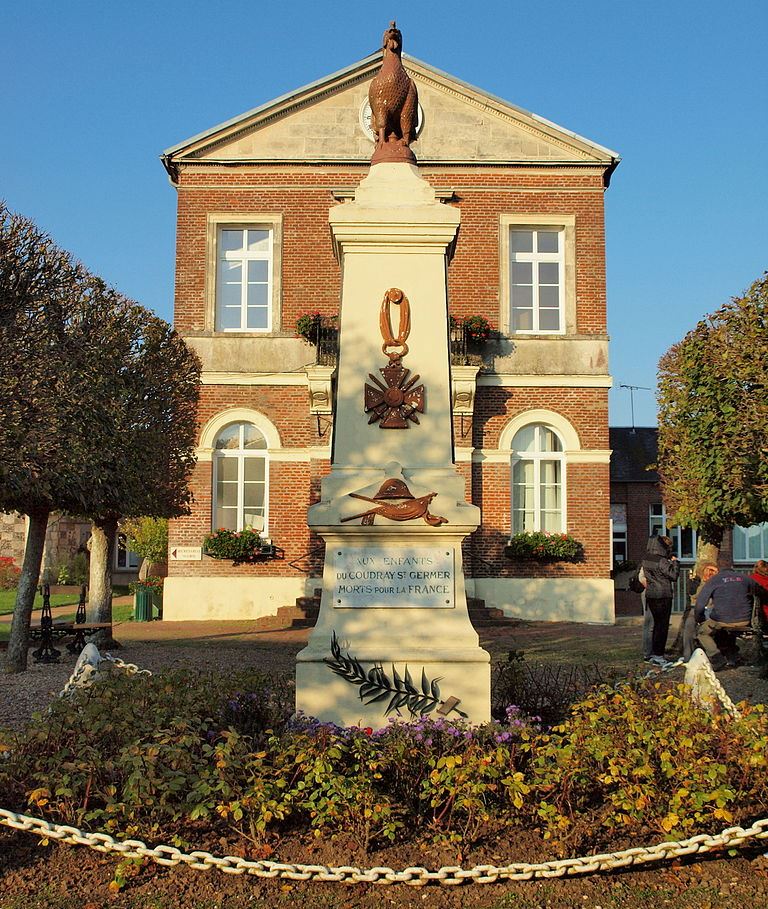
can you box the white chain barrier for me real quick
[1,808,767,885]
[58,646,152,700]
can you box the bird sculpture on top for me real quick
[368,21,419,164]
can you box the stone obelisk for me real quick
[295,23,490,726]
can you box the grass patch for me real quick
[0,602,136,642]
[0,590,80,616]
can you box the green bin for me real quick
[151,588,163,620]
[134,589,152,622]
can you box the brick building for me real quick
[161,51,620,623]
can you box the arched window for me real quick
[511,423,565,533]
[213,422,268,532]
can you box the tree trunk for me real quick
[670,532,724,654]
[87,516,120,648]
[3,507,50,674]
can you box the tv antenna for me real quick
[619,384,652,433]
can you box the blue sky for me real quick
[3,0,766,427]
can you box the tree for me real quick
[0,204,97,672]
[0,204,201,669]
[122,516,168,579]
[657,272,768,567]
[71,288,199,638]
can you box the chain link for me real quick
[1,808,767,886]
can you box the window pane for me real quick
[512,308,533,331]
[243,482,264,508]
[244,457,265,481]
[217,457,238,481]
[247,229,270,252]
[540,428,562,452]
[217,306,241,330]
[539,262,559,285]
[733,527,747,561]
[511,283,533,308]
[540,459,561,485]
[512,428,537,454]
[538,309,560,331]
[215,506,238,531]
[220,229,244,252]
[512,510,535,534]
[539,286,559,309]
[215,424,241,450]
[679,526,696,560]
[248,259,269,283]
[219,283,242,311]
[247,282,268,308]
[540,484,561,511]
[537,231,559,253]
[243,425,267,449]
[244,511,265,531]
[541,511,562,532]
[246,307,269,330]
[511,262,533,284]
[510,230,533,253]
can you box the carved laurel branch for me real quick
[324,631,467,719]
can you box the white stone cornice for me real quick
[478,374,613,388]
[201,372,309,386]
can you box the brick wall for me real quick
[174,168,607,336]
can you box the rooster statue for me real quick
[369,21,419,164]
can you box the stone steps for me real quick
[254,591,512,630]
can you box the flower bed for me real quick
[2,671,767,855]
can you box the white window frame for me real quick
[510,423,567,534]
[733,523,768,563]
[611,504,628,564]
[212,422,270,534]
[115,533,140,570]
[648,503,698,561]
[499,214,576,337]
[206,213,282,335]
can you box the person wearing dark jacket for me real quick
[642,535,680,666]
[694,568,758,668]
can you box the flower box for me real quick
[504,531,583,563]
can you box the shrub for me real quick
[0,556,21,590]
[505,531,583,562]
[531,680,768,847]
[55,551,88,586]
[492,651,611,727]
[121,517,168,565]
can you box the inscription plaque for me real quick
[333,547,454,609]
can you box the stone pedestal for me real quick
[295,164,490,727]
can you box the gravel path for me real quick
[1,616,766,730]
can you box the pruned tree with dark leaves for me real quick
[657,272,768,568]
[0,204,200,670]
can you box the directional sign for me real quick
[170,546,202,561]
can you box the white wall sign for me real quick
[333,547,454,609]
[170,546,202,561]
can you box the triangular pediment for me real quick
[163,54,618,175]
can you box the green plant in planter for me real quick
[128,576,163,594]
[506,531,583,563]
[295,312,337,342]
[204,528,270,564]
[449,314,494,343]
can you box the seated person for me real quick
[682,563,718,660]
[694,566,758,669]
